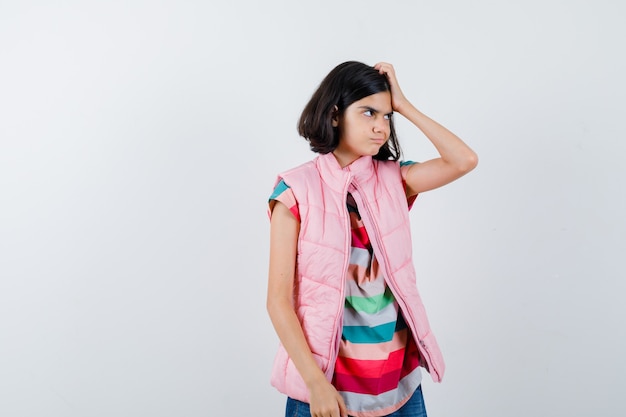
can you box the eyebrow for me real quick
[358,106,394,115]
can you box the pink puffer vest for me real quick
[270,152,445,402]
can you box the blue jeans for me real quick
[285,385,427,417]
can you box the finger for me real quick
[374,62,389,74]
[379,66,395,78]
[338,396,348,417]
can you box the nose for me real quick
[373,115,388,134]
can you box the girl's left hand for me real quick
[374,62,409,113]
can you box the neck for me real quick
[331,150,359,168]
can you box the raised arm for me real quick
[267,202,347,417]
[374,62,478,196]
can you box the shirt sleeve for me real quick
[400,160,418,210]
[268,179,300,221]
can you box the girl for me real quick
[267,61,477,417]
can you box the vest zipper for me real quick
[349,182,439,380]
[326,174,352,380]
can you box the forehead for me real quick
[349,91,392,113]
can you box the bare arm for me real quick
[374,62,478,196]
[267,201,347,417]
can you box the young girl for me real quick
[267,61,477,417]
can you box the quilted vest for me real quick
[270,152,445,403]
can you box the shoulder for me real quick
[399,160,417,180]
[373,159,417,170]
[373,158,405,179]
[268,179,300,221]
[277,157,321,187]
[269,179,291,201]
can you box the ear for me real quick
[331,105,339,127]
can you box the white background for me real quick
[1,1,624,416]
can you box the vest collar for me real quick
[316,152,375,193]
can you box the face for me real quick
[332,91,393,167]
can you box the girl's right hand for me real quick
[308,380,348,417]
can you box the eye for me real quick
[363,109,373,117]
[384,113,393,120]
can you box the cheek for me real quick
[343,120,361,136]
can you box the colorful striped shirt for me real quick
[269,161,419,417]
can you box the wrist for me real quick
[394,98,414,116]
[304,370,329,390]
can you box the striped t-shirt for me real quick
[269,161,420,417]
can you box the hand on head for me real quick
[374,62,409,113]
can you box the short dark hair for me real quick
[297,61,402,161]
